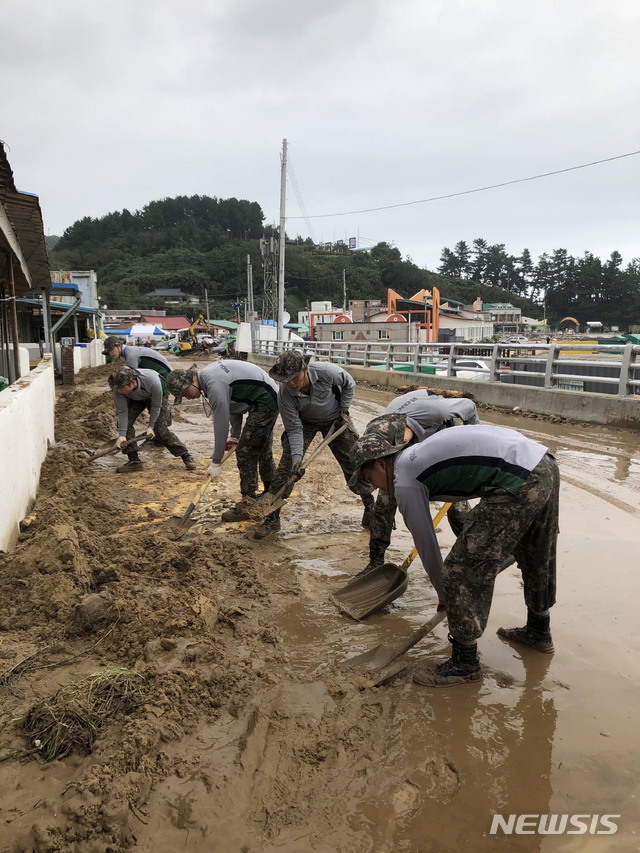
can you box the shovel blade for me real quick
[162,515,196,530]
[341,643,393,671]
[330,561,408,621]
[373,660,412,687]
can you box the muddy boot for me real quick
[497,610,554,654]
[221,495,259,522]
[251,512,281,540]
[116,455,144,474]
[354,540,387,578]
[413,635,482,688]
[181,453,197,471]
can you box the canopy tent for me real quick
[124,323,165,338]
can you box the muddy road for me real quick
[1,362,639,852]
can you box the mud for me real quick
[1,364,639,851]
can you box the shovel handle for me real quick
[87,432,149,462]
[301,420,350,468]
[399,502,453,571]
[381,609,447,667]
[180,476,212,523]
[177,444,238,523]
[267,420,350,506]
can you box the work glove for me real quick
[437,600,447,613]
[116,436,128,449]
[291,461,305,481]
[145,428,155,440]
[225,436,240,452]
[336,410,353,429]
[208,462,222,479]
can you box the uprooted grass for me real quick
[21,667,146,762]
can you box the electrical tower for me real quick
[259,235,279,322]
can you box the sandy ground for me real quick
[1,361,639,852]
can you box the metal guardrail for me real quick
[254,340,640,397]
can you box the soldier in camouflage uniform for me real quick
[251,350,375,539]
[349,414,559,688]
[366,390,481,572]
[103,335,172,380]
[109,365,196,473]
[166,361,278,511]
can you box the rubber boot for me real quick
[413,635,482,687]
[497,610,554,654]
[116,454,144,474]
[182,453,197,471]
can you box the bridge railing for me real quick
[254,340,640,397]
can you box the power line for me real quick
[287,154,316,243]
[287,149,640,220]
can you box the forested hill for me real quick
[48,195,639,326]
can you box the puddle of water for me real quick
[263,438,640,851]
[292,558,346,577]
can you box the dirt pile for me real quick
[0,363,457,853]
[0,366,284,851]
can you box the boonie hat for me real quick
[348,414,410,488]
[166,367,198,404]
[108,365,140,391]
[102,335,124,355]
[269,350,312,383]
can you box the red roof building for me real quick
[143,315,190,331]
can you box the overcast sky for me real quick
[2,0,639,270]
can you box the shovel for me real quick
[163,445,237,534]
[343,609,448,682]
[330,502,452,620]
[252,420,350,518]
[86,432,149,463]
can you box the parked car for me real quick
[212,336,236,355]
[436,358,491,381]
[500,336,529,344]
[196,333,215,345]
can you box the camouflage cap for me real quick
[269,350,312,383]
[102,335,125,355]
[108,365,140,391]
[348,413,410,488]
[166,367,198,404]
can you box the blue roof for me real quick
[51,282,81,295]
[17,297,99,315]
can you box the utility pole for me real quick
[277,138,287,341]
[205,288,210,326]
[246,254,254,315]
[342,268,346,312]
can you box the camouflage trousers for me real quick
[235,408,278,497]
[370,492,471,563]
[124,397,188,458]
[270,418,375,507]
[443,453,559,644]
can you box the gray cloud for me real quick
[2,0,639,268]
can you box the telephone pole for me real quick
[277,138,287,341]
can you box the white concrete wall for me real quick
[236,322,252,353]
[21,340,105,373]
[0,354,56,551]
[56,339,106,373]
[18,347,30,376]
